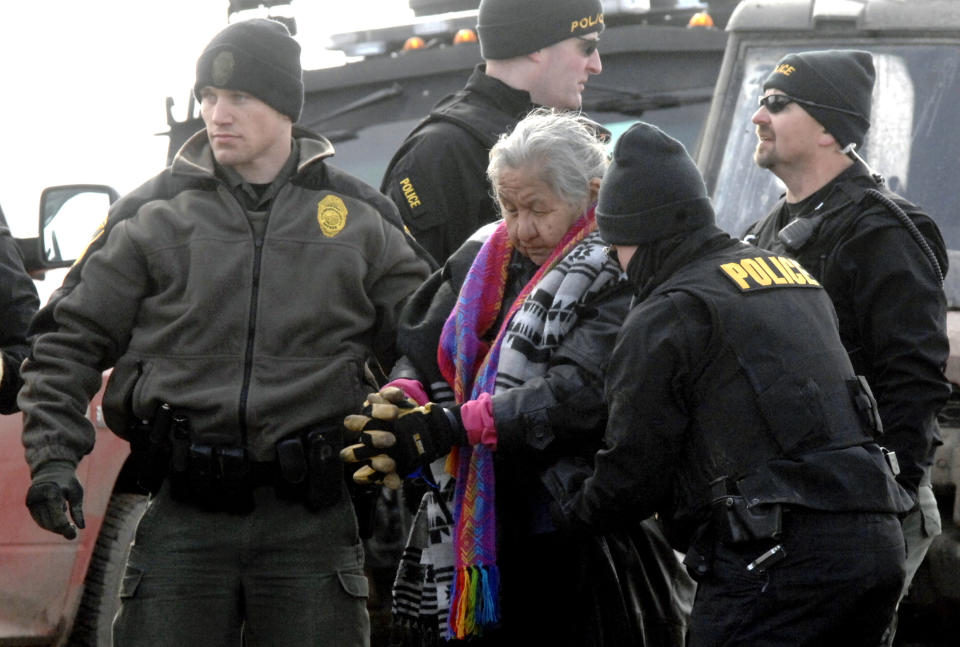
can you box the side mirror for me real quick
[38,184,119,269]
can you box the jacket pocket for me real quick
[103,356,149,438]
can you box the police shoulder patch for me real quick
[719,255,821,292]
[317,195,348,237]
[399,176,423,210]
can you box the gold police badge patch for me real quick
[317,195,348,237]
[211,51,235,86]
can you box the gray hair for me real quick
[487,108,610,208]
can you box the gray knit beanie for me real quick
[477,0,604,60]
[762,49,874,149]
[194,18,304,122]
[597,122,715,245]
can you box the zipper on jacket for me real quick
[221,181,272,450]
[238,231,265,449]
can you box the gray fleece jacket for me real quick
[20,129,432,469]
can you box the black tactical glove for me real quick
[341,387,417,489]
[26,460,85,540]
[342,389,466,486]
[389,403,467,476]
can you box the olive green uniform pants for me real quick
[113,483,370,646]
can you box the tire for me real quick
[67,492,148,647]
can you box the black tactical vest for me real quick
[655,241,911,515]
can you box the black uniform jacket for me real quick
[563,226,913,547]
[743,162,950,498]
[380,65,535,264]
[0,206,39,413]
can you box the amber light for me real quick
[453,28,478,45]
[688,11,715,27]
[403,36,427,50]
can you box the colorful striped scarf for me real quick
[436,208,598,639]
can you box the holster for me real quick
[710,478,783,545]
[129,403,174,495]
[274,422,345,512]
[712,496,783,545]
[171,444,254,514]
[126,403,251,513]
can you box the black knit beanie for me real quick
[762,49,874,149]
[478,0,604,60]
[597,122,715,245]
[194,18,304,122]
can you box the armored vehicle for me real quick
[166,0,734,178]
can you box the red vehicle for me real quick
[0,400,144,645]
[0,185,148,647]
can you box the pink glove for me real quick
[459,392,498,449]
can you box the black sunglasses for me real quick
[757,94,861,118]
[575,35,600,57]
[578,116,612,143]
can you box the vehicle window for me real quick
[330,104,712,191]
[600,101,712,154]
[327,118,421,188]
[709,44,960,305]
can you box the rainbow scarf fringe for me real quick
[436,210,597,639]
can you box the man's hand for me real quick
[25,460,85,539]
[341,389,466,486]
[341,388,416,489]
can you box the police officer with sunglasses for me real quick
[744,49,949,646]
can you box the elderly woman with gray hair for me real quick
[343,109,691,645]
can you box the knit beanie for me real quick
[194,18,304,122]
[597,122,715,245]
[478,0,604,60]
[762,49,874,149]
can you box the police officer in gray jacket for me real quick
[556,122,913,646]
[20,19,431,646]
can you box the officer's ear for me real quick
[817,127,838,150]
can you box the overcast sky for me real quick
[0,0,415,237]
